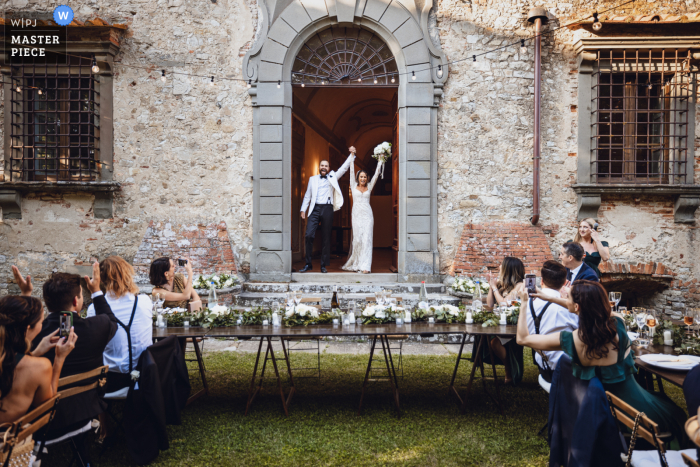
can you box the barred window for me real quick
[8,54,100,182]
[592,50,693,184]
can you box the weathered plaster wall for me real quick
[0,0,698,305]
[0,0,258,294]
[434,0,700,309]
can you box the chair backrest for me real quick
[300,297,323,304]
[1,395,60,465]
[682,452,699,467]
[58,365,109,400]
[606,391,666,453]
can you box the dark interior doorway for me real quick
[291,86,398,273]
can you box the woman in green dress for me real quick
[571,218,610,278]
[518,280,688,449]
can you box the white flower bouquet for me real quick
[194,273,238,290]
[414,304,465,323]
[372,141,392,178]
[360,303,405,324]
[283,304,333,326]
[451,277,489,296]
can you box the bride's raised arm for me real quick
[349,158,357,188]
[368,160,384,192]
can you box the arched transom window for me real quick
[292,27,398,86]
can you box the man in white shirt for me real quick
[526,260,579,382]
[299,147,356,273]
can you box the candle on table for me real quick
[428,317,435,324]
[663,330,673,346]
[466,312,473,324]
[499,313,507,325]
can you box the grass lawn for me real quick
[44,347,688,466]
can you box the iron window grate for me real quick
[591,49,694,185]
[8,53,100,182]
[291,26,398,86]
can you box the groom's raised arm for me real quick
[335,153,355,179]
[300,178,312,216]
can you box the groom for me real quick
[299,147,356,273]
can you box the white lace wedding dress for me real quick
[342,159,384,272]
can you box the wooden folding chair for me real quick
[284,303,323,380]
[606,391,673,467]
[0,395,60,467]
[44,366,108,467]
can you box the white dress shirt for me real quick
[87,292,153,373]
[526,287,579,370]
[316,176,332,205]
[569,263,583,282]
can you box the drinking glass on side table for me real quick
[608,291,621,312]
[633,307,647,344]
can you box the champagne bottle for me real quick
[418,281,428,302]
[331,286,339,310]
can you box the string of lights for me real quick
[6,0,698,90]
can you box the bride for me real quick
[342,154,385,274]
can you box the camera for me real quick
[59,313,74,338]
[178,258,187,266]
[525,274,537,295]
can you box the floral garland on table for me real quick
[194,273,238,290]
[360,304,406,325]
[283,304,333,327]
[470,303,520,327]
[154,305,269,327]
[452,277,490,295]
[414,304,465,323]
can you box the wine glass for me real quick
[376,289,385,307]
[608,292,621,311]
[646,309,657,339]
[634,308,647,338]
[286,292,295,310]
[272,302,280,315]
[684,307,695,335]
[294,291,303,307]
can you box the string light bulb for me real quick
[37,88,43,95]
[91,58,99,73]
[592,12,602,31]
[391,76,395,83]
[373,77,377,84]
[358,78,362,83]
[647,81,653,90]
[247,79,252,88]
[209,76,215,86]
[411,71,416,80]
[322,80,326,85]
[301,83,305,87]
[520,39,527,54]
[277,80,281,88]
[161,70,166,82]
[15,83,21,93]
[437,65,443,78]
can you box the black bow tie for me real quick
[320,174,327,179]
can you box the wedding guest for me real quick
[485,257,526,384]
[560,241,599,283]
[149,257,201,310]
[0,294,77,424]
[87,256,152,393]
[570,218,610,278]
[518,280,688,449]
[31,262,118,377]
[525,260,579,382]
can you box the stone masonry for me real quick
[0,0,698,318]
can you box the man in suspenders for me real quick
[525,260,580,382]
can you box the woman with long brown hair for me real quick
[571,218,610,278]
[0,295,77,424]
[483,257,526,384]
[519,280,688,448]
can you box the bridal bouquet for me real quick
[283,304,333,326]
[361,303,405,324]
[373,141,392,178]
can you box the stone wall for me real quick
[0,0,698,309]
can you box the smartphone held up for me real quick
[178,258,188,267]
[59,313,74,338]
[525,274,537,296]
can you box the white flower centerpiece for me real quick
[414,304,465,323]
[450,277,489,298]
[360,303,405,324]
[194,273,238,290]
[283,304,333,326]
[372,141,392,178]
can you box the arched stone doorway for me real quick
[244,0,447,281]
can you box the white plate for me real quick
[638,354,700,371]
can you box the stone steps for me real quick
[243,282,446,294]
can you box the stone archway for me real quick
[243,0,447,281]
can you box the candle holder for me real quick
[428,317,435,324]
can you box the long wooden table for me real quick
[633,343,688,392]
[154,322,518,416]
